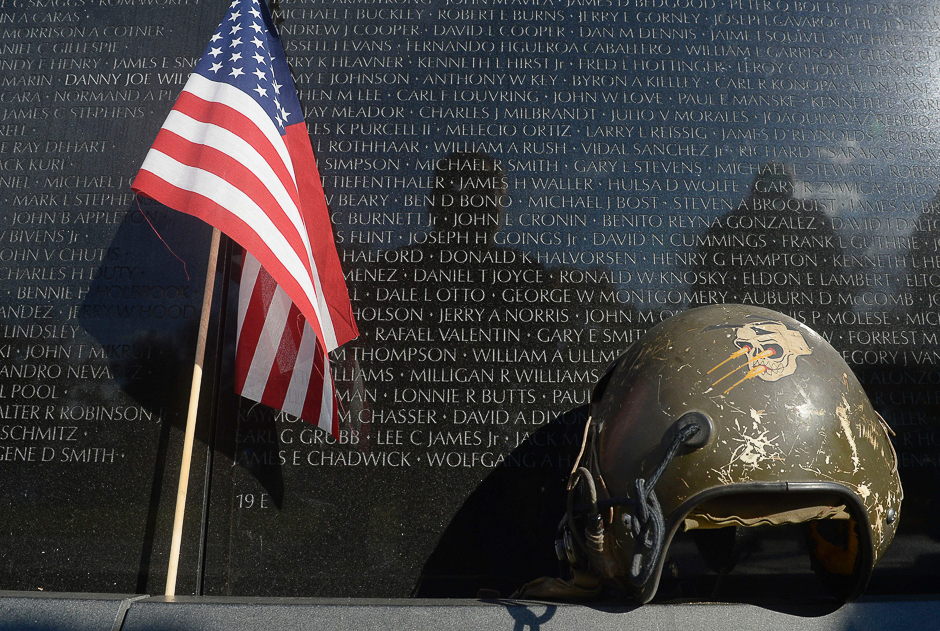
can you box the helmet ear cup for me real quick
[692,526,758,577]
[690,526,763,599]
[675,412,713,451]
[805,518,862,601]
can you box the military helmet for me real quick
[561,304,902,603]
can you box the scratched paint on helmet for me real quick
[836,394,861,473]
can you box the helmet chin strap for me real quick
[560,417,602,569]
[625,420,702,587]
[561,414,707,595]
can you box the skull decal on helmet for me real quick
[733,320,811,382]
[704,319,813,395]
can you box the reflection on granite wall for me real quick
[2,0,940,599]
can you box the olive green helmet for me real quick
[561,304,902,603]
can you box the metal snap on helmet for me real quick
[560,304,902,603]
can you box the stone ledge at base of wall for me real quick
[1,592,939,631]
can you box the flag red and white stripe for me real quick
[235,251,337,435]
[132,0,355,435]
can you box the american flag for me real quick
[133,0,357,434]
[236,250,339,435]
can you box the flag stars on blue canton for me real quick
[196,0,297,131]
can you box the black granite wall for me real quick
[2,0,940,600]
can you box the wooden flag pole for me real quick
[165,226,221,597]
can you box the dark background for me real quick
[0,0,938,600]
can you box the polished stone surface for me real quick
[119,595,940,631]
[2,0,940,602]
[0,5,218,593]
[0,591,139,631]
[6,591,940,631]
